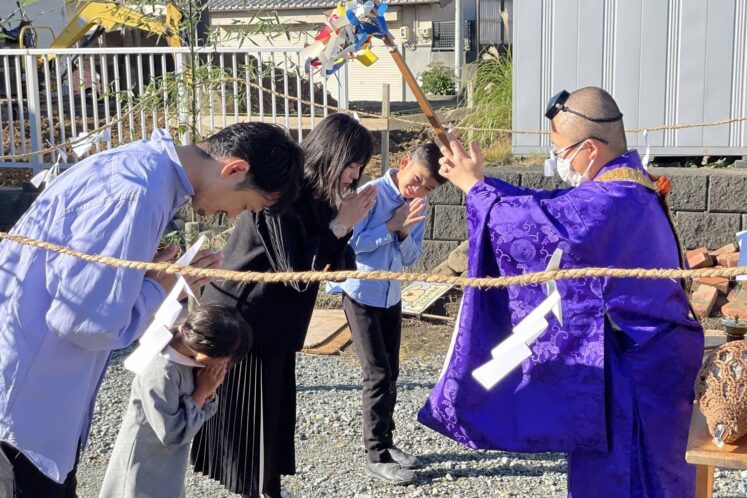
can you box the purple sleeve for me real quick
[484,176,570,201]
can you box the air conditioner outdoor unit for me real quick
[417,27,432,38]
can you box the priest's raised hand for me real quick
[435,134,485,193]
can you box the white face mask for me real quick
[552,141,594,187]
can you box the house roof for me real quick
[208,0,439,12]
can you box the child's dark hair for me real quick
[174,304,253,362]
[411,142,447,185]
[198,123,304,214]
[302,113,374,206]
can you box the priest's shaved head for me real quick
[554,87,627,155]
[546,86,628,184]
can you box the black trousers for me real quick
[0,442,79,498]
[342,294,402,463]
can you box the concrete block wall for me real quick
[3,165,746,272]
[414,165,747,271]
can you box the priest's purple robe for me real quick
[418,151,704,498]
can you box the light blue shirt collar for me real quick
[147,129,195,209]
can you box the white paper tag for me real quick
[471,248,564,390]
[123,236,207,375]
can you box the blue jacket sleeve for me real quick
[399,216,426,267]
[44,196,166,351]
[348,208,395,254]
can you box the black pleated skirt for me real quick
[190,348,297,497]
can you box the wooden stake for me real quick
[381,34,450,148]
[381,83,390,174]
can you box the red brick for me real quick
[721,300,747,321]
[687,250,714,269]
[710,243,739,256]
[686,248,708,258]
[695,276,730,294]
[715,252,740,268]
[691,285,719,317]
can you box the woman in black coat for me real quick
[191,114,375,498]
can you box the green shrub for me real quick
[419,62,455,96]
[461,47,512,148]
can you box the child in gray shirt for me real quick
[100,304,252,498]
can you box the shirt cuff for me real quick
[369,223,394,246]
[398,232,417,261]
[142,277,168,316]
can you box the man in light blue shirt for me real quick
[327,142,445,485]
[0,123,303,496]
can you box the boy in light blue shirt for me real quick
[328,142,445,485]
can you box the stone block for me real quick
[667,174,707,211]
[674,212,742,250]
[429,182,463,205]
[519,171,564,191]
[432,205,467,241]
[743,214,747,231]
[423,205,434,240]
[708,174,747,213]
[410,241,458,272]
[484,166,522,186]
[431,260,457,276]
[447,241,469,274]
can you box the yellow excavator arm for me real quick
[51,1,182,50]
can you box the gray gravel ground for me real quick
[77,322,747,498]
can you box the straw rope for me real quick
[1,232,745,289]
[214,76,747,135]
[0,98,153,161]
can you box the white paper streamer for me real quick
[641,129,651,170]
[72,127,111,160]
[30,147,67,189]
[123,235,207,375]
[472,249,564,390]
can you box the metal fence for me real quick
[0,46,348,171]
[432,21,476,52]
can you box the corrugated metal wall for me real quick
[513,0,747,156]
[478,0,512,46]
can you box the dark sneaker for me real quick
[388,446,422,469]
[365,461,416,485]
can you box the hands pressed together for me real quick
[387,197,426,240]
[336,184,378,230]
[193,361,228,408]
